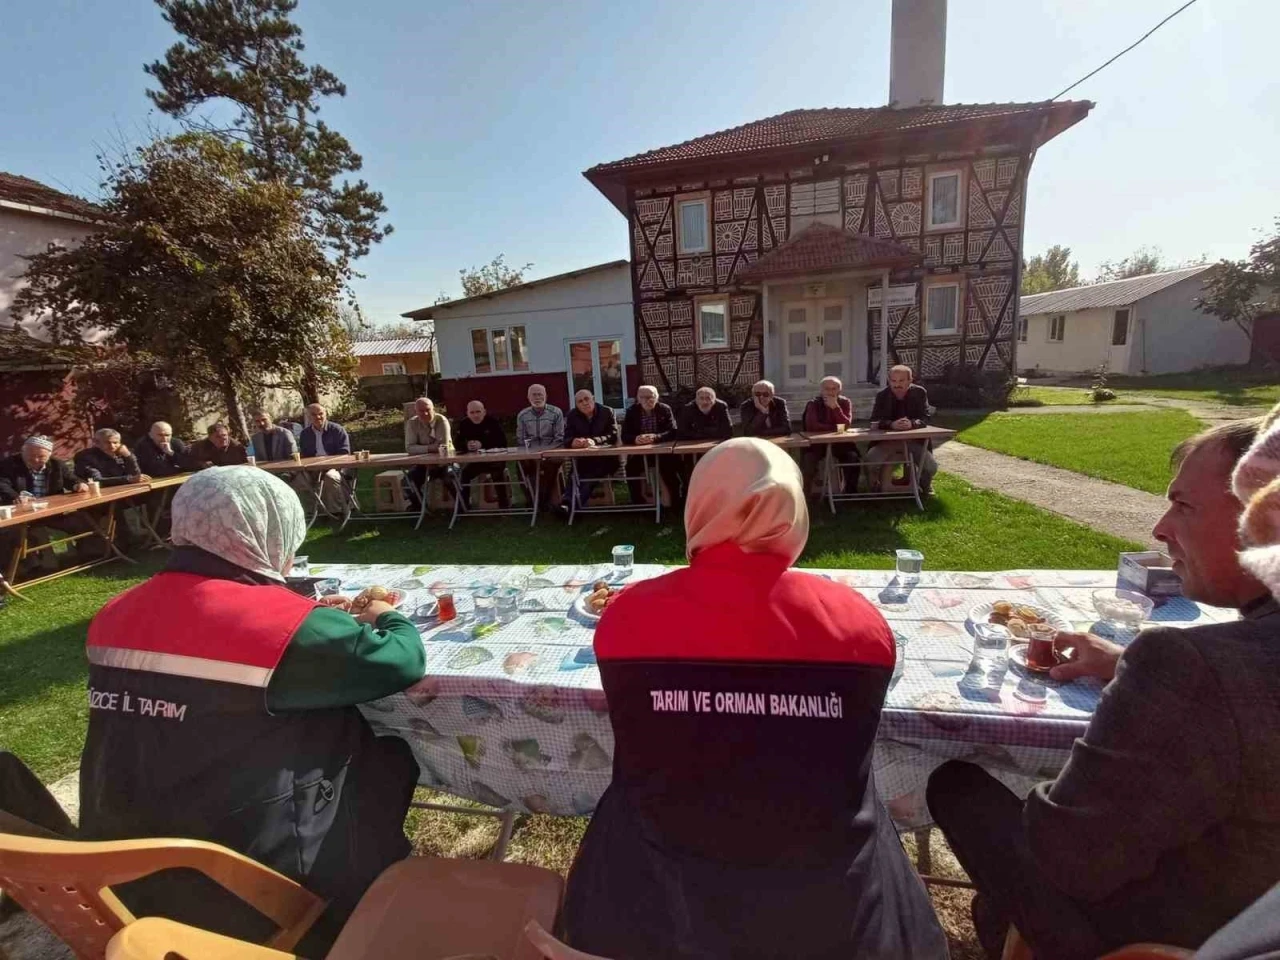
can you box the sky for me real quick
[4,0,1278,327]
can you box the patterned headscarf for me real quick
[1233,403,1280,597]
[170,466,305,581]
[684,437,809,565]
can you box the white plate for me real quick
[343,588,408,610]
[967,601,1071,635]
[573,592,604,622]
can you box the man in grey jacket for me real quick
[516,384,565,509]
[249,410,298,463]
[927,418,1279,960]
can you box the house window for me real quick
[926,170,963,230]
[1048,315,1066,342]
[676,194,710,255]
[1112,309,1130,346]
[925,282,960,335]
[1017,317,1028,343]
[696,298,729,349]
[470,325,531,374]
[381,361,407,375]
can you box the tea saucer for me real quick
[1009,643,1054,674]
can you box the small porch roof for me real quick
[738,223,922,284]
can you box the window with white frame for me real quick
[1048,315,1066,342]
[696,298,729,349]
[926,170,963,230]
[1017,317,1028,343]
[470,325,530,374]
[925,282,960,335]
[676,195,710,255]
[381,361,407,375]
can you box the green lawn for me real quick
[0,475,1138,783]
[1009,385,1149,407]
[942,409,1203,494]
[1103,368,1280,407]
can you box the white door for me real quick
[565,338,625,411]
[817,301,852,383]
[782,304,815,390]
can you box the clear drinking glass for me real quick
[291,556,310,577]
[472,586,498,623]
[315,578,341,597]
[612,544,635,579]
[895,549,923,586]
[495,587,521,623]
[970,622,1010,673]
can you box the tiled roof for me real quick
[586,101,1093,176]
[1019,265,1215,316]
[402,259,628,319]
[738,223,921,283]
[351,338,435,357]
[0,326,96,372]
[0,172,103,221]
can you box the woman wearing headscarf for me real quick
[78,466,426,953]
[561,438,946,959]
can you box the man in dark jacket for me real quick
[0,436,90,503]
[186,422,248,469]
[865,365,936,494]
[562,390,620,509]
[675,386,734,505]
[927,419,1280,960]
[249,410,298,463]
[739,380,791,437]
[74,428,148,488]
[299,403,351,458]
[454,400,511,510]
[620,385,681,509]
[134,422,189,478]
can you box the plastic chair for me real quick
[524,920,614,960]
[0,832,325,960]
[1003,926,1193,960]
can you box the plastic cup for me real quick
[612,544,635,579]
[895,549,923,585]
[971,622,1010,673]
[246,455,257,466]
[837,423,848,433]
[290,556,310,577]
[495,587,521,623]
[472,586,498,623]
[315,578,341,597]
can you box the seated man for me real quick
[620,385,680,509]
[739,379,792,437]
[74,428,148,487]
[926,418,1280,960]
[675,386,733,505]
[249,409,298,462]
[864,365,936,495]
[0,435,92,570]
[299,403,351,458]
[801,376,858,501]
[404,396,454,508]
[516,383,565,508]
[186,422,248,469]
[453,400,510,510]
[134,421,188,477]
[562,389,619,510]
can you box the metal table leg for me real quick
[85,503,136,566]
[825,445,837,515]
[568,460,580,526]
[138,488,175,550]
[651,454,661,524]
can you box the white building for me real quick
[1017,265,1250,376]
[402,260,635,416]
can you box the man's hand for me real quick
[754,397,771,414]
[467,440,481,452]
[585,439,598,448]
[635,433,655,446]
[1050,631,1123,682]
[823,394,839,409]
[570,438,588,449]
[317,595,353,612]
[73,483,89,493]
[354,599,396,624]
[891,417,913,431]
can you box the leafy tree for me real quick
[1022,245,1081,295]
[13,134,349,438]
[1095,246,1167,282]
[1197,216,1280,337]
[456,254,533,298]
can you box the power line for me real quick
[1051,0,1201,101]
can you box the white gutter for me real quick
[0,198,100,225]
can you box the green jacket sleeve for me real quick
[266,607,426,712]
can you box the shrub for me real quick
[928,364,1020,410]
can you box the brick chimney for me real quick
[889,0,946,108]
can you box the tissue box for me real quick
[1118,551,1182,598]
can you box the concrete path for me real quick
[934,440,1166,548]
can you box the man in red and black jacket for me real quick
[801,376,858,500]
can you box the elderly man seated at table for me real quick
[249,409,298,462]
[926,417,1280,960]
[562,437,946,958]
[299,403,350,458]
[864,364,937,495]
[561,389,619,511]
[186,422,248,469]
[74,428,148,488]
[78,466,426,956]
[0,435,93,571]
[404,396,454,509]
[674,386,734,505]
[134,421,188,478]
[739,379,792,437]
[620,384,681,509]
[517,383,565,509]
[453,400,510,510]
[801,376,858,501]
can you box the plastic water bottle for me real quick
[246,440,256,458]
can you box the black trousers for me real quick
[459,463,510,509]
[625,452,682,508]
[801,445,860,497]
[926,760,1106,960]
[407,464,456,506]
[0,751,72,837]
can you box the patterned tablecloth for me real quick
[308,562,1235,829]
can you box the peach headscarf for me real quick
[684,437,809,565]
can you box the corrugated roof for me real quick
[738,223,920,283]
[351,338,434,357]
[402,259,628,320]
[585,101,1093,176]
[1019,265,1215,316]
[0,172,103,221]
